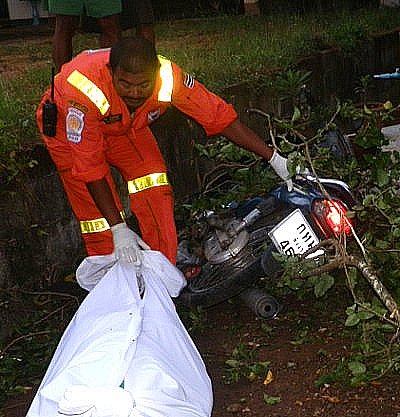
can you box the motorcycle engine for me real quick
[204,218,250,264]
[180,210,263,294]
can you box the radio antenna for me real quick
[42,67,58,137]
[51,67,55,102]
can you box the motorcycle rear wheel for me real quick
[177,203,294,309]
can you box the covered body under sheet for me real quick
[26,251,213,417]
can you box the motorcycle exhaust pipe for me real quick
[239,288,281,320]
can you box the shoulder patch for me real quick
[68,100,88,113]
[183,73,195,89]
[148,108,161,123]
[66,107,85,144]
[102,113,122,124]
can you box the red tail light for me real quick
[312,199,352,236]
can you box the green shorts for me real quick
[46,0,122,18]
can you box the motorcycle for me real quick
[176,172,356,319]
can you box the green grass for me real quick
[154,9,400,90]
[2,7,400,162]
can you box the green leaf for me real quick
[291,106,301,122]
[375,239,390,249]
[346,304,357,314]
[363,104,373,115]
[376,168,389,187]
[373,362,387,373]
[288,278,303,291]
[371,299,389,316]
[345,313,360,327]
[225,359,240,368]
[381,323,396,332]
[347,267,358,289]
[383,100,393,110]
[314,274,335,298]
[348,361,366,376]
[250,361,270,376]
[392,226,400,238]
[263,394,281,405]
[362,194,374,206]
[357,310,375,321]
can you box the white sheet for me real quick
[26,251,213,417]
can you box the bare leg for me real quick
[136,23,155,44]
[53,15,79,72]
[97,14,122,48]
[134,0,155,44]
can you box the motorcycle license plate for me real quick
[269,209,323,258]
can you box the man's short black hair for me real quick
[109,36,159,74]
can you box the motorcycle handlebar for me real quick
[373,68,400,79]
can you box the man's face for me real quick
[111,67,156,112]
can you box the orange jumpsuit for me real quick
[37,49,237,263]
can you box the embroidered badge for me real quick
[66,107,85,143]
[102,114,122,124]
[183,73,195,89]
[67,100,88,113]
[148,108,161,122]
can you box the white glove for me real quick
[111,223,150,266]
[58,385,135,417]
[268,150,293,192]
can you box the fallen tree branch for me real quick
[298,243,400,324]
[0,331,51,357]
[345,255,400,323]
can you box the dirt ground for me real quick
[197,293,400,417]
[1,22,400,417]
[3,287,400,417]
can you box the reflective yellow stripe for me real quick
[80,211,126,234]
[127,172,169,194]
[80,217,110,234]
[157,56,173,102]
[67,70,110,115]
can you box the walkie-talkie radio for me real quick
[42,67,58,137]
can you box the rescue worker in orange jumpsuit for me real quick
[37,36,293,269]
